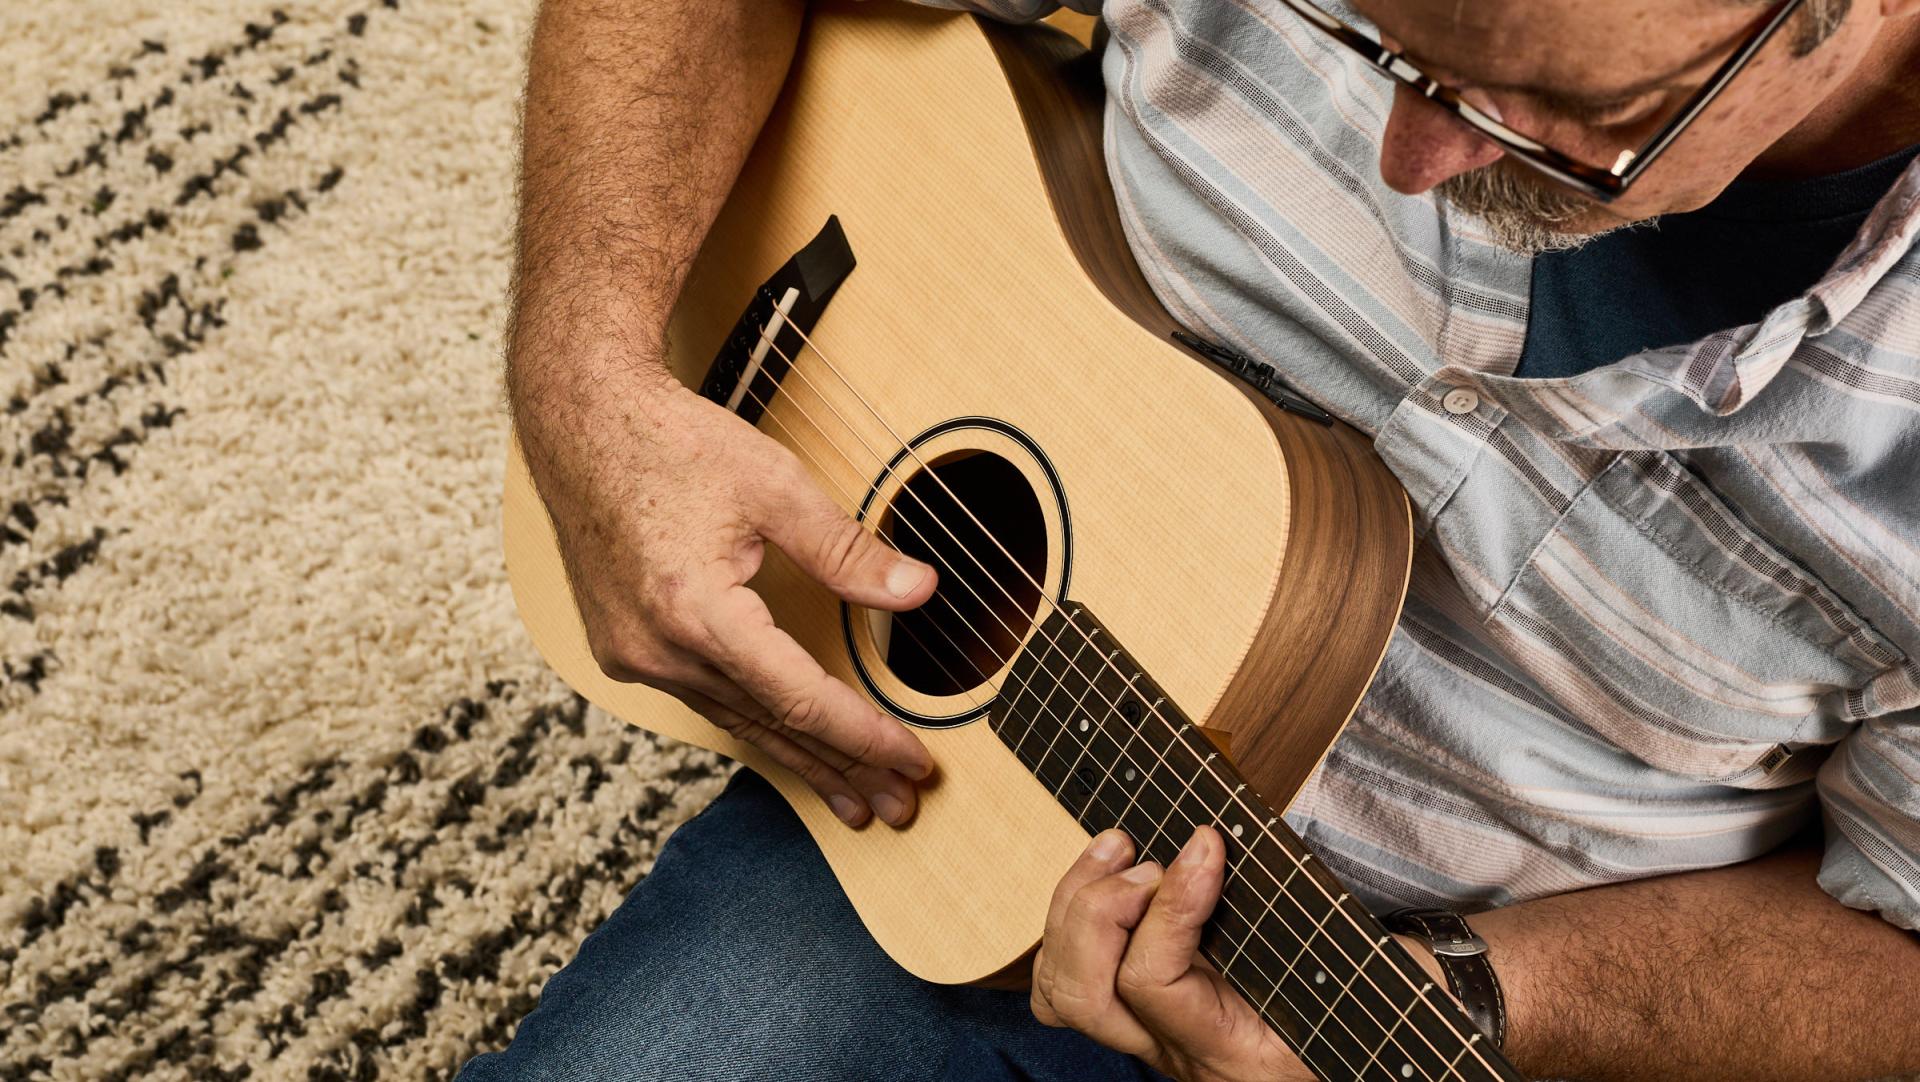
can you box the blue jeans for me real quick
[457,768,1173,1082]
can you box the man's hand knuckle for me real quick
[778,695,825,735]
[1115,953,1158,998]
[840,719,884,763]
[789,756,839,792]
[642,567,691,611]
[1028,988,1061,1027]
[652,605,707,648]
[1045,972,1106,1025]
[590,631,654,681]
[1064,889,1117,929]
[809,516,868,583]
[698,703,749,735]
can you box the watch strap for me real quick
[1383,907,1507,1050]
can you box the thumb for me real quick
[755,471,938,612]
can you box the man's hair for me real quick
[1753,0,1853,56]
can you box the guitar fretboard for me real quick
[992,604,1522,1082]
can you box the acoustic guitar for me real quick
[503,4,1523,1079]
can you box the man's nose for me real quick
[1378,82,1506,194]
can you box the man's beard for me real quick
[1435,165,1608,254]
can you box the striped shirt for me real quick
[917,0,1920,929]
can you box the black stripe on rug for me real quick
[0,683,515,1030]
[0,160,350,711]
[2,682,722,1081]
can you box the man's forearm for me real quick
[510,0,804,408]
[1472,842,1920,1080]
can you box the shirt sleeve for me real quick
[1816,709,1920,931]
[885,0,1102,22]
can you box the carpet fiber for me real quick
[0,2,729,1078]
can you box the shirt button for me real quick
[1442,388,1480,415]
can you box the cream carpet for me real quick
[0,2,729,1078]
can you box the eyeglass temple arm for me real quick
[1613,0,1810,189]
[1271,0,1810,201]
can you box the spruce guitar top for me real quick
[503,4,1520,1079]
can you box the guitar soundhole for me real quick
[876,449,1047,696]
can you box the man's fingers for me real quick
[1047,830,1138,944]
[1124,826,1225,989]
[697,584,935,780]
[667,683,875,827]
[1034,853,1164,1059]
[653,653,777,725]
[642,580,933,819]
[754,466,937,613]
[787,730,921,828]
[1115,826,1259,1065]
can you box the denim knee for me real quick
[457,769,1004,1082]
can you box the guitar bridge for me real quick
[696,216,857,425]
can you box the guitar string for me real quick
[769,313,1500,1064]
[740,383,1017,713]
[1048,720,1481,1082]
[740,357,1454,1081]
[735,361,1457,1082]
[748,326,1482,1074]
[1002,624,1460,1082]
[756,319,1500,1081]
[736,379,1389,1081]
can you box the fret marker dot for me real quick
[1313,970,1326,985]
[1401,1065,1413,1078]
[1078,719,1089,733]
[1231,823,1244,838]
[1125,768,1136,782]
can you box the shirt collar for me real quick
[1483,155,1920,445]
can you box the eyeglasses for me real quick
[1278,0,1810,202]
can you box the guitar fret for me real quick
[1033,631,1101,771]
[1370,977,1435,1082]
[1305,935,1384,1049]
[1048,647,1122,801]
[993,604,1521,1082]
[1260,892,1343,1016]
[1138,750,1213,858]
[1008,610,1079,761]
[1079,672,1145,815]
[1110,695,1163,826]
[1225,848,1300,973]
[1013,623,1092,764]
[1449,1033,1483,1075]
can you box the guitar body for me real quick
[504,1,1410,987]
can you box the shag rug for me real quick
[0,2,730,1079]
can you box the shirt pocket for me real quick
[1484,449,1906,785]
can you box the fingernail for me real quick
[872,792,908,826]
[1121,862,1162,885]
[1175,829,1209,867]
[1088,830,1125,862]
[886,560,928,598]
[829,794,864,825]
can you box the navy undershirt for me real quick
[1514,145,1920,380]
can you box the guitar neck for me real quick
[993,604,1523,1082]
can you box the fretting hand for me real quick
[1031,825,1317,1082]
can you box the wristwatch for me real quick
[1383,908,1507,1050]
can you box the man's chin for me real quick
[1435,167,1624,254]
